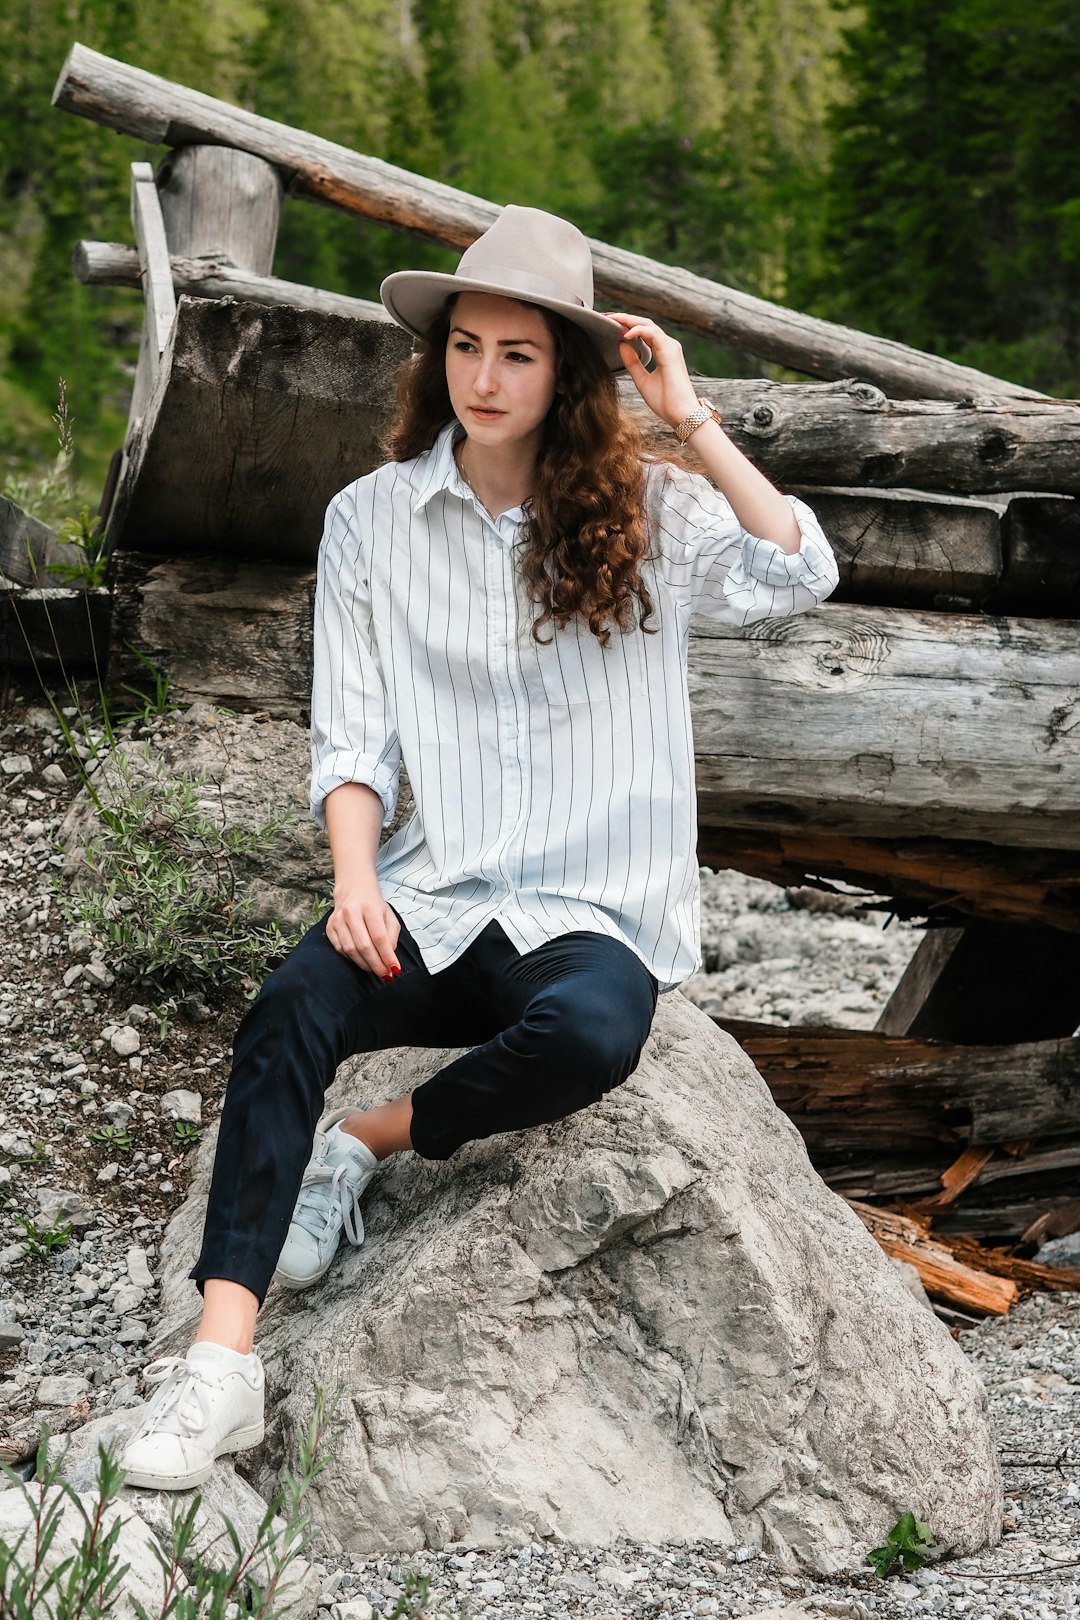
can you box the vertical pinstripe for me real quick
[310,424,838,992]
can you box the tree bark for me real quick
[53,43,1044,402]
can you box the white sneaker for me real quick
[273,1109,379,1291]
[120,1342,265,1490]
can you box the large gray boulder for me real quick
[152,992,1001,1574]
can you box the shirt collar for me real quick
[412,422,526,532]
[413,421,469,512]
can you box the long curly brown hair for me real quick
[382,298,657,646]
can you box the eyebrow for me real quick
[450,325,543,348]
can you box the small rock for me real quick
[36,1373,90,1406]
[84,960,116,989]
[160,1089,201,1126]
[97,1163,120,1184]
[124,1004,152,1027]
[0,1322,25,1349]
[102,1101,135,1129]
[41,762,68,787]
[126,1248,154,1290]
[112,1286,145,1316]
[36,1189,95,1229]
[109,1027,140,1058]
[333,1602,374,1620]
[2,754,32,775]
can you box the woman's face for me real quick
[445,292,559,454]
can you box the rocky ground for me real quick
[1,681,1078,1619]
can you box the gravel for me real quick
[1,682,1077,1618]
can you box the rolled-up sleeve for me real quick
[310,489,401,830]
[651,465,839,626]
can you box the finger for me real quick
[330,913,387,979]
[365,914,401,978]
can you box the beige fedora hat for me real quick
[380,205,648,372]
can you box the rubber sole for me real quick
[121,1420,266,1492]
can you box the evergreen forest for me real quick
[2,0,1079,496]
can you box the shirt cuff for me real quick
[310,755,400,831]
[740,497,839,593]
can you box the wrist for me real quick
[671,396,724,444]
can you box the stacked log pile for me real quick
[36,43,1080,1317]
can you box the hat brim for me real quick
[380,270,650,373]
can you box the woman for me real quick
[120,206,838,1490]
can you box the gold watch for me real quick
[673,397,724,444]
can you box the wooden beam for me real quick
[699,827,1080,934]
[0,586,111,673]
[875,924,1080,1042]
[52,43,1043,402]
[105,299,412,559]
[691,604,1080,851]
[717,1019,1080,1154]
[74,240,391,325]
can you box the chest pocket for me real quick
[527,614,652,708]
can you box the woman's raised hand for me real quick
[605,313,701,430]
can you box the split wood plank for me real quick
[911,1146,997,1212]
[846,1199,1019,1314]
[53,43,1043,403]
[74,240,390,325]
[699,827,1080,935]
[130,162,176,362]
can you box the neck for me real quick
[457,430,541,519]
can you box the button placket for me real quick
[482,514,524,891]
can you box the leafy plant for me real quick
[0,1394,330,1618]
[173,1121,202,1149]
[867,1511,939,1578]
[89,1125,133,1155]
[115,646,177,723]
[61,751,297,996]
[15,1214,74,1262]
[48,504,109,589]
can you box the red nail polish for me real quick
[391,965,401,976]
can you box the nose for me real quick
[475,354,499,395]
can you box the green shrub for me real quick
[61,752,297,997]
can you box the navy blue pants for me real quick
[190,911,659,1303]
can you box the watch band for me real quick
[673,397,723,444]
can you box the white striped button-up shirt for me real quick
[311,423,838,991]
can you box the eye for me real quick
[452,339,476,353]
[506,350,534,364]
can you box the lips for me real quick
[469,407,505,419]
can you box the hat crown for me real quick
[455,206,595,312]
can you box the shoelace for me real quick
[131,1356,215,1441]
[292,1159,367,1246]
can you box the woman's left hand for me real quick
[606,313,701,430]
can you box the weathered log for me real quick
[108,553,315,715]
[53,43,1041,402]
[0,586,111,673]
[626,379,1080,496]
[826,1142,1080,1203]
[74,240,389,324]
[692,603,1080,850]
[700,827,1080,934]
[991,493,1080,616]
[846,1200,1019,1314]
[106,300,412,559]
[716,1019,1080,1154]
[875,924,1080,1042]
